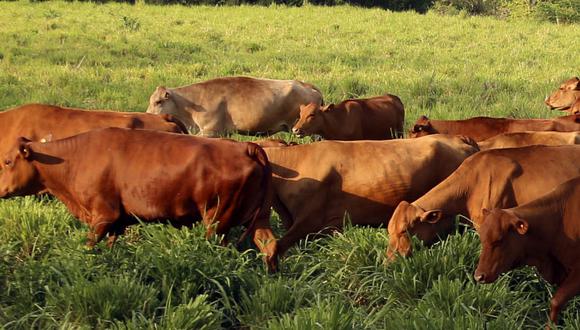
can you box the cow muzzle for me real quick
[292,128,304,137]
[473,271,485,283]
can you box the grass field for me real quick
[0,1,579,329]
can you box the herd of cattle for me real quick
[0,75,579,325]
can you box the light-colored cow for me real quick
[146,76,323,137]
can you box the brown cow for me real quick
[261,134,479,257]
[409,114,580,141]
[0,103,187,156]
[387,145,580,260]
[291,94,405,140]
[146,76,323,137]
[0,128,277,271]
[478,131,580,150]
[545,77,580,113]
[474,176,580,325]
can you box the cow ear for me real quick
[419,210,443,224]
[18,137,32,159]
[156,86,170,100]
[574,79,580,90]
[512,218,528,235]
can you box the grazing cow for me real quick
[0,103,187,156]
[545,77,580,113]
[260,134,479,257]
[387,145,580,260]
[474,176,580,325]
[409,115,580,141]
[478,131,580,150]
[0,128,277,271]
[291,94,405,140]
[146,76,323,137]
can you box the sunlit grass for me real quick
[1,2,579,329]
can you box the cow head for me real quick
[147,86,176,115]
[386,201,452,260]
[409,115,437,138]
[0,138,42,198]
[545,77,580,111]
[292,103,326,137]
[474,208,528,284]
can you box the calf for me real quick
[409,115,580,141]
[261,134,479,257]
[478,131,580,150]
[0,128,277,271]
[545,77,580,113]
[387,145,580,259]
[474,176,580,325]
[291,94,404,140]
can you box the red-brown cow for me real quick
[0,103,188,157]
[292,94,404,140]
[409,115,580,141]
[474,176,580,326]
[387,145,580,259]
[478,131,580,150]
[261,134,479,257]
[0,128,277,271]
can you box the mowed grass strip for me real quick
[1,2,579,329]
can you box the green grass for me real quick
[1,2,579,329]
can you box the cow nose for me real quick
[474,272,486,283]
[292,128,303,136]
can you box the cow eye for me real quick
[4,160,11,166]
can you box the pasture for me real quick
[0,1,579,329]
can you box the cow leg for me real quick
[86,219,115,248]
[548,270,580,327]
[250,211,278,272]
[202,207,231,245]
[106,221,129,248]
[85,202,121,248]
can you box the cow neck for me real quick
[320,108,347,140]
[413,175,470,222]
[30,139,79,202]
[171,88,200,129]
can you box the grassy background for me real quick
[1,2,579,329]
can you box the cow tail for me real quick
[457,135,480,152]
[161,114,189,134]
[237,143,273,244]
